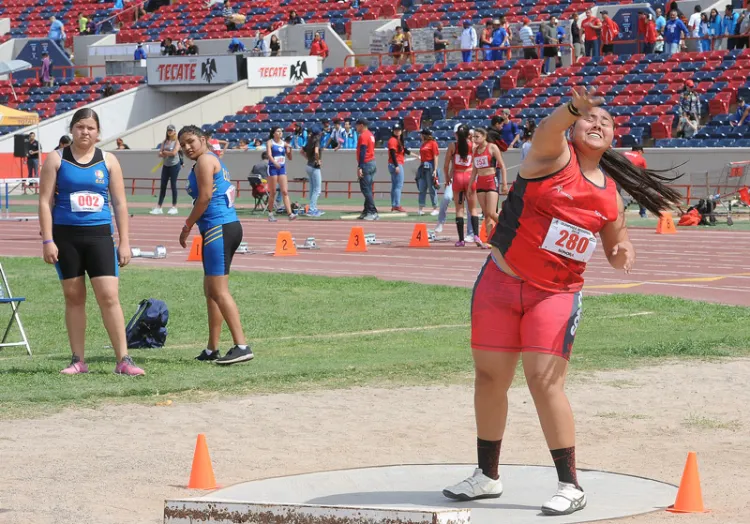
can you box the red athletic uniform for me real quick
[471,142,620,360]
[451,142,475,194]
[473,145,497,192]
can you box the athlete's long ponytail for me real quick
[456,125,470,160]
[599,149,684,215]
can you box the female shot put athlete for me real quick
[178,125,253,365]
[442,87,681,515]
[38,108,145,376]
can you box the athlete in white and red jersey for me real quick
[443,87,681,515]
[444,124,479,247]
[468,128,506,249]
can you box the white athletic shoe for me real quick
[168,207,179,215]
[149,207,163,215]
[442,468,503,501]
[541,482,587,516]
[430,208,439,216]
[435,223,443,233]
[465,234,475,243]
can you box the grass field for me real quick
[1,257,750,420]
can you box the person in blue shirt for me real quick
[47,16,66,51]
[265,126,297,221]
[663,10,689,56]
[723,6,739,50]
[38,108,145,377]
[178,125,254,365]
[134,43,147,60]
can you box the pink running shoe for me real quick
[114,355,146,376]
[60,356,89,375]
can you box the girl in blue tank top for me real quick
[177,125,254,366]
[265,126,297,222]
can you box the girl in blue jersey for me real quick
[178,125,253,365]
[265,126,296,222]
[37,108,145,376]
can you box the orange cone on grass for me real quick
[187,433,217,490]
[187,235,203,261]
[409,223,430,247]
[666,451,707,513]
[346,226,367,252]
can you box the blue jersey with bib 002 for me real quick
[186,152,238,233]
[52,148,112,227]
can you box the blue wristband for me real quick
[42,240,53,245]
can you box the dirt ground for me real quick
[1,358,749,524]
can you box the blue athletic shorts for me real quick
[201,221,243,276]
[267,164,286,177]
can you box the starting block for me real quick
[364,233,391,246]
[131,245,167,259]
[236,242,251,254]
[427,229,450,243]
[296,237,319,250]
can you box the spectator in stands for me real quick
[699,13,712,51]
[735,11,749,50]
[433,23,450,64]
[288,10,304,25]
[731,98,749,127]
[390,26,405,65]
[401,23,414,65]
[459,20,477,63]
[301,125,324,217]
[310,33,329,58]
[236,138,249,151]
[644,14,658,54]
[676,111,699,138]
[655,7,666,35]
[251,30,268,56]
[253,138,264,150]
[664,10,689,56]
[540,19,558,75]
[519,18,537,59]
[490,19,509,62]
[161,37,177,55]
[228,37,245,53]
[41,52,53,87]
[417,129,439,216]
[581,8,602,57]
[599,11,620,55]
[480,21,493,61]
[329,119,347,151]
[48,16,66,51]
[709,9,723,49]
[320,118,333,148]
[78,13,89,35]
[341,120,357,149]
[55,135,72,150]
[679,81,701,120]
[186,39,199,55]
[134,43,147,60]
[115,138,130,150]
[269,35,281,56]
[493,111,520,150]
[292,123,307,149]
[687,5,703,52]
[355,119,378,221]
[26,132,40,181]
[387,123,407,213]
[569,14,582,60]
[723,5,739,51]
[223,0,237,31]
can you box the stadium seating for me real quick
[0,76,145,137]
[116,0,398,43]
[202,48,750,150]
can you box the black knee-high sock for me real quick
[550,447,581,489]
[477,438,501,480]
[456,217,465,242]
[470,215,480,239]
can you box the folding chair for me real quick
[0,263,31,356]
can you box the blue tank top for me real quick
[268,140,287,167]
[186,151,238,232]
[52,147,112,227]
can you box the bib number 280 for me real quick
[70,192,104,213]
[541,218,596,263]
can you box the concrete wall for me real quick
[0,86,200,153]
[350,20,392,58]
[97,81,284,150]
[111,147,750,200]
[74,34,117,69]
[0,18,10,36]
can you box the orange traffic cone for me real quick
[187,235,203,261]
[187,434,218,490]
[274,231,297,256]
[656,212,676,235]
[346,226,367,252]
[409,223,430,247]
[479,222,489,243]
[666,451,707,513]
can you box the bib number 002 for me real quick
[70,192,104,213]
[541,218,596,263]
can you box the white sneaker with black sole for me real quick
[215,345,254,365]
[442,468,503,501]
[541,482,586,516]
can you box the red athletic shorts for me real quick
[452,170,476,194]
[476,174,497,192]
[471,256,583,360]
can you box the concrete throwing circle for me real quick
[189,463,678,523]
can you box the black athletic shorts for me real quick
[53,224,118,281]
[200,221,243,276]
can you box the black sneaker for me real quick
[215,345,254,365]
[195,349,220,361]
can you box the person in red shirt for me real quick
[417,129,439,216]
[443,124,479,246]
[355,119,377,220]
[599,10,620,54]
[643,14,658,54]
[387,124,408,212]
[580,8,602,57]
[309,33,329,58]
[442,87,681,515]
[468,128,505,248]
[623,145,648,217]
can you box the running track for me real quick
[2,215,750,306]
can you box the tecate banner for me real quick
[246,56,320,88]
[147,55,240,86]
